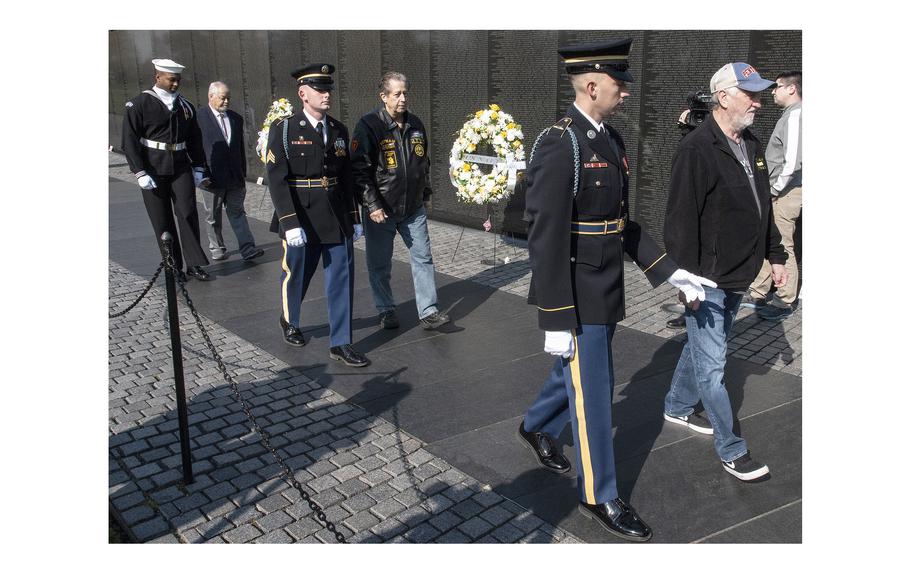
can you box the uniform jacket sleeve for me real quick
[183,97,205,169]
[122,102,147,176]
[350,119,383,213]
[265,120,300,235]
[339,125,360,224]
[663,145,709,274]
[623,220,678,286]
[525,133,577,331]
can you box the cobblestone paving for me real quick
[109,261,579,543]
[109,152,801,377]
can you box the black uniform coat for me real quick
[350,107,432,218]
[196,106,246,190]
[265,111,358,245]
[663,113,787,290]
[525,104,677,330]
[121,91,204,177]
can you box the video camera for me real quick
[684,90,713,128]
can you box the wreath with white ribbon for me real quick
[449,104,526,205]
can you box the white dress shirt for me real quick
[573,102,605,132]
[302,108,328,145]
[209,105,232,144]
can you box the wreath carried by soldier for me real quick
[449,104,526,205]
[255,98,294,164]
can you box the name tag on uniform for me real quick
[583,162,609,168]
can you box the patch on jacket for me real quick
[125,101,133,108]
[384,150,398,168]
[267,150,276,164]
[351,138,359,152]
[381,138,395,150]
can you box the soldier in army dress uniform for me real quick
[265,64,369,367]
[121,58,212,281]
[517,39,716,541]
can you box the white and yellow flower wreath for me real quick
[256,98,294,164]
[449,104,526,205]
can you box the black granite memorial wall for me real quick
[109,29,801,242]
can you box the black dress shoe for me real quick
[578,499,653,542]
[186,266,212,281]
[517,420,571,475]
[279,316,307,347]
[329,344,371,367]
[378,310,400,329]
[242,248,265,261]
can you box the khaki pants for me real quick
[749,186,802,305]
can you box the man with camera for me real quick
[662,62,788,481]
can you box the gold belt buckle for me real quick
[320,176,329,189]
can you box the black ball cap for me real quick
[558,38,634,82]
[292,63,335,91]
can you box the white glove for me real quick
[352,224,363,242]
[137,174,157,190]
[286,227,306,247]
[192,167,209,187]
[544,330,575,359]
[667,269,717,303]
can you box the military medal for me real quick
[334,138,347,157]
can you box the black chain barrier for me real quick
[108,260,166,318]
[159,247,348,543]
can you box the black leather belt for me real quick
[571,218,626,235]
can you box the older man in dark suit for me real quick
[197,81,263,261]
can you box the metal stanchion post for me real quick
[161,232,194,484]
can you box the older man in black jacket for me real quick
[350,71,449,331]
[663,62,789,482]
[197,81,263,262]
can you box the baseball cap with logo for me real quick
[710,62,775,93]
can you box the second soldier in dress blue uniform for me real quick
[265,64,370,367]
[518,39,716,541]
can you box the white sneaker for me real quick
[722,451,770,481]
[663,412,713,435]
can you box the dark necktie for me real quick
[316,122,324,144]
[218,113,228,141]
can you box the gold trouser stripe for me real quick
[538,304,575,312]
[569,331,595,503]
[642,252,667,274]
[281,240,291,323]
[563,55,628,64]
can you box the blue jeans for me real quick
[363,205,439,318]
[664,287,747,462]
